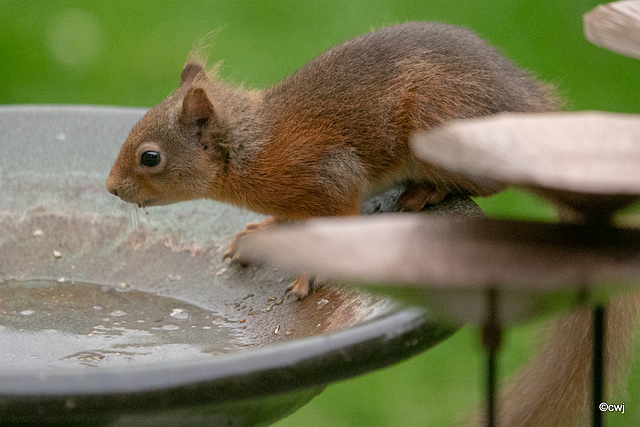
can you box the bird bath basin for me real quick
[0,106,457,425]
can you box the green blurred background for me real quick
[2,0,639,425]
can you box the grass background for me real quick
[2,0,639,425]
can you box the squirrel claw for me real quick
[228,252,249,267]
[222,247,244,265]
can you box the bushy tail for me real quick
[466,293,640,426]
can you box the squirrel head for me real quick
[106,62,232,207]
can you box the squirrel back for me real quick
[106,21,560,218]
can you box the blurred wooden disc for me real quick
[411,112,640,219]
[240,215,640,289]
[584,0,640,59]
[239,215,640,321]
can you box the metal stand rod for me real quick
[482,288,501,427]
[592,304,605,427]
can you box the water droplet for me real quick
[170,308,189,320]
[115,282,130,292]
[316,298,329,311]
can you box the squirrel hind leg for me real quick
[397,182,449,212]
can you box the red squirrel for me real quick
[105,21,558,298]
[105,22,638,426]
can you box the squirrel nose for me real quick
[105,176,119,197]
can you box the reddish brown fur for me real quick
[106,22,559,219]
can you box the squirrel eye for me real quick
[140,151,161,167]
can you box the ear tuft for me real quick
[180,87,213,124]
[180,63,205,87]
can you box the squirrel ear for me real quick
[180,63,205,87]
[180,87,213,124]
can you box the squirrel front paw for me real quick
[285,275,312,299]
[223,216,279,263]
[225,217,320,300]
[285,275,326,299]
